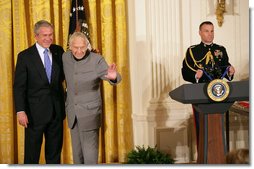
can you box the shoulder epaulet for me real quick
[213,43,225,48]
[189,45,196,49]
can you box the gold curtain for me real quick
[0,0,133,164]
[87,0,133,163]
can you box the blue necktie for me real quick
[44,49,52,83]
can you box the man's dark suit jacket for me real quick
[13,44,65,126]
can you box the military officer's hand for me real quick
[228,66,235,76]
[195,69,203,80]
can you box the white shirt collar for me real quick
[36,43,49,52]
[35,43,52,65]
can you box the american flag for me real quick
[68,0,91,49]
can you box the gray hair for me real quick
[69,32,88,46]
[34,20,54,35]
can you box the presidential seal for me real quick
[207,79,230,102]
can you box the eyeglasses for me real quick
[71,46,87,51]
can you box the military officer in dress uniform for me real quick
[181,21,235,148]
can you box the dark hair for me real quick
[199,21,213,30]
[34,20,53,35]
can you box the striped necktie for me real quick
[44,49,52,83]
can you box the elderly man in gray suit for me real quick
[63,32,122,164]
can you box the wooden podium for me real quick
[169,80,249,164]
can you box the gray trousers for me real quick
[70,119,99,164]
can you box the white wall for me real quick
[127,0,249,163]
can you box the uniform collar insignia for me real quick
[201,42,213,48]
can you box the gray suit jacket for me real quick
[62,50,121,131]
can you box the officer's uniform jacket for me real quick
[182,42,233,83]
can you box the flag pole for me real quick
[75,0,80,32]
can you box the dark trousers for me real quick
[24,115,63,164]
[192,106,199,149]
